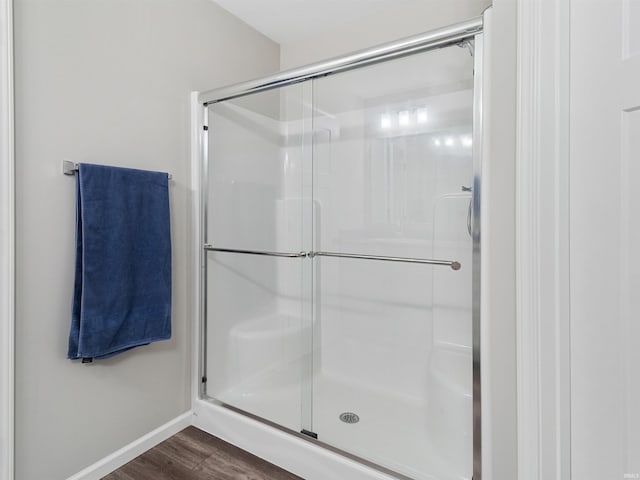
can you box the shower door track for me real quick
[197,12,486,480]
[204,244,462,270]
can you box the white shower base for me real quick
[214,361,470,480]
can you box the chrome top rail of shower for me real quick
[198,16,482,105]
[204,244,461,270]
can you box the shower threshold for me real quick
[208,366,470,480]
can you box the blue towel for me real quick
[68,163,172,360]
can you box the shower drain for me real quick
[339,412,360,424]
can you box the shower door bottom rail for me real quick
[203,244,461,270]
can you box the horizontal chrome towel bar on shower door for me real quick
[204,244,461,270]
[310,251,461,270]
[203,245,307,258]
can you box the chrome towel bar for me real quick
[204,244,461,270]
[203,245,307,258]
[311,251,461,270]
[62,160,172,180]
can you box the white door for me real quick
[571,1,640,478]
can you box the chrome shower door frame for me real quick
[472,26,484,480]
[196,14,486,480]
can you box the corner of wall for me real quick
[0,1,15,480]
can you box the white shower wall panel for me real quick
[317,257,434,400]
[208,99,283,251]
[432,194,473,350]
[275,84,312,311]
[312,100,473,402]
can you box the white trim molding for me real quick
[190,91,203,406]
[65,412,193,480]
[516,0,571,479]
[0,1,14,479]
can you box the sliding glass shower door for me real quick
[204,82,314,433]
[309,46,474,480]
[203,39,477,480]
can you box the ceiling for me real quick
[211,0,428,44]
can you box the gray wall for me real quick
[13,1,279,479]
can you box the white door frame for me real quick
[0,0,14,479]
[515,0,571,479]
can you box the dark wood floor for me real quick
[102,426,303,480]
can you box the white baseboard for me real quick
[66,411,193,480]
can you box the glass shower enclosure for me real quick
[198,17,483,480]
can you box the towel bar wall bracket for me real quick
[62,160,172,180]
[62,160,77,176]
